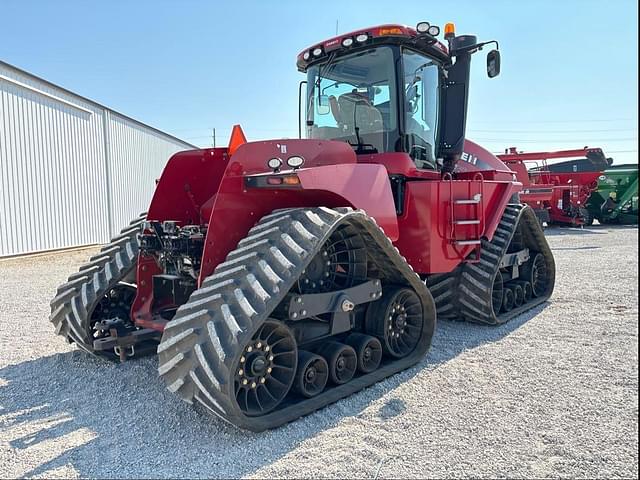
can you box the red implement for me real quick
[499,147,612,226]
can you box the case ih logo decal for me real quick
[461,151,479,165]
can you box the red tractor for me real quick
[499,147,613,226]
[50,22,555,431]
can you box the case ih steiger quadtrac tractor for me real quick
[50,21,555,431]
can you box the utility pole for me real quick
[335,20,339,35]
[212,128,216,148]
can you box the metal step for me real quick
[454,219,481,225]
[454,239,482,246]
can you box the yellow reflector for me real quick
[378,27,403,36]
[444,22,455,37]
[283,175,301,185]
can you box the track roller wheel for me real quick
[234,320,297,416]
[518,281,533,303]
[502,288,515,312]
[293,351,328,398]
[345,333,382,374]
[510,283,524,307]
[317,342,357,385]
[522,253,550,298]
[366,285,424,359]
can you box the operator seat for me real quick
[336,92,384,152]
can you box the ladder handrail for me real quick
[443,172,455,240]
[473,172,486,238]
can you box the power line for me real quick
[470,118,634,125]
[492,149,637,154]
[471,137,637,143]
[468,128,637,134]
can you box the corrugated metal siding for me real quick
[106,112,187,233]
[0,62,192,257]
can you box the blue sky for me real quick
[1,0,637,164]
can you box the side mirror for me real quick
[487,49,501,78]
[317,94,330,115]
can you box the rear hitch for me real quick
[93,328,161,362]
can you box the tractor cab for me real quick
[298,22,501,173]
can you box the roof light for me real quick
[303,51,310,61]
[416,22,430,34]
[267,158,282,171]
[355,33,368,43]
[428,25,440,36]
[378,27,403,35]
[287,155,305,169]
[444,22,456,39]
[312,47,323,57]
[342,37,354,47]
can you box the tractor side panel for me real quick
[198,163,398,282]
[146,147,231,225]
[395,179,518,274]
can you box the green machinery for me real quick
[586,164,638,224]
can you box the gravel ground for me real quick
[0,225,637,479]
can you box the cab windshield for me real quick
[306,46,397,153]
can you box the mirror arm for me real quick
[452,39,499,56]
[475,40,499,52]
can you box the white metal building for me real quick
[0,60,195,257]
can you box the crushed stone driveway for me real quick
[0,225,637,478]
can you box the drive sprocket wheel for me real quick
[234,320,297,416]
[366,285,424,359]
[297,225,366,294]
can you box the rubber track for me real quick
[427,204,556,325]
[157,207,436,431]
[49,213,147,357]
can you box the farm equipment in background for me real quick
[498,151,554,226]
[50,21,555,431]
[498,147,613,227]
[586,164,639,224]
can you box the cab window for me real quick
[402,49,440,169]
